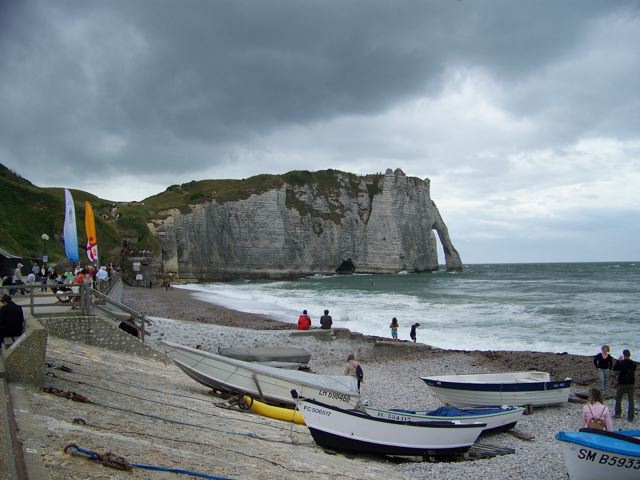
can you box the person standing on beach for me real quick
[0,294,25,353]
[320,310,332,329]
[344,353,363,391]
[593,345,613,395]
[581,387,613,431]
[409,323,420,343]
[297,310,311,330]
[613,349,636,421]
[390,318,399,341]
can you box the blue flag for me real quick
[64,188,80,263]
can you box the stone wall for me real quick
[152,168,463,281]
[3,317,48,386]
[39,316,162,360]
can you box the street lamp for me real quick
[41,233,49,269]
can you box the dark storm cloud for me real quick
[1,0,635,183]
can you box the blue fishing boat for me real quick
[556,428,640,479]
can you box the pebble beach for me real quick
[119,285,639,479]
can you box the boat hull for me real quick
[556,430,640,480]
[298,399,486,457]
[421,372,571,407]
[162,341,359,409]
[218,346,311,364]
[365,405,525,433]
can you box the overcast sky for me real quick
[1,1,639,263]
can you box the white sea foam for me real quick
[176,262,640,356]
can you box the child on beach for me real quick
[389,318,399,341]
[410,323,420,343]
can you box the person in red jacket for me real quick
[297,310,311,330]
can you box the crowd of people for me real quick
[1,261,120,302]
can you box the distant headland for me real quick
[0,164,462,281]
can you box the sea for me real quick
[179,262,639,356]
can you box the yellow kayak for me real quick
[244,396,305,425]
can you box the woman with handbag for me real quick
[580,388,613,431]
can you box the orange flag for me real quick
[85,201,99,263]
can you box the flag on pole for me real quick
[64,189,80,263]
[85,201,99,263]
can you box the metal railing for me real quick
[1,274,151,343]
[1,283,91,316]
[89,288,151,342]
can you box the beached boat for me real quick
[218,346,311,364]
[364,405,525,433]
[295,396,486,457]
[421,372,571,407]
[556,429,640,480]
[245,396,305,425]
[160,340,359,408]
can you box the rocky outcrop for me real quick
[150,169,462,281]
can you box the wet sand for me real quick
[123,284,295,330]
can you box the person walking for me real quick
[581,387,613,431]
[613,349,636,421]
[409,323,421,343]
[593,345,614,395]
[390,318,399,341]
[320,309,332,329]
[297,310,311,330]
[344,353,363,391]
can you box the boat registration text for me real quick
[577,449,640,469]
[303,405,332,416]
[318,390,351,404]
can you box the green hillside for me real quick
[0,164,157,263]
[0,164,382,263]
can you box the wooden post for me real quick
[30,285,35,316]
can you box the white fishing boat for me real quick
[421,371,571,407]
[556,429,640,479]
[160,340,359,408]
[296,396,486,457]
[364,405,525,433]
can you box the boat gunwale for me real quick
[367,405,525,420]
[422,377,572,392]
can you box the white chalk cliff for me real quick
[150,168,463,280]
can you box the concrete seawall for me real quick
[2,317,48,386]
[39,315,162,360]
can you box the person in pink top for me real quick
[581,388,613,431]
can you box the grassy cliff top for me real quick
[0,165,384,262]
[142,169,383,215]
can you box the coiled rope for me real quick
[63,443,234,479]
